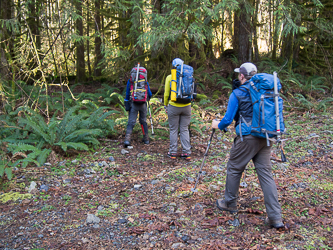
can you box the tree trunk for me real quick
[28,0,41,51]
[87,0,92,78]
[237,4,251,63]
[233,10,239,54]
[0,0,12,79]
[75,0,86,82]
[253,0,259,61]
[94,0,103,77]
[189,40,198,69]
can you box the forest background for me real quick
[0,0,333,181]
[1,1,333,249]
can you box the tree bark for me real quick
[28,0,41,51]
[75,0,86,82]
[87,0,92,78]
[237,4,251,63]
[0,0,13,79]
[94,0,103,77]
[253,0,259,61]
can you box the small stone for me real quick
[151,180,159,185]
[134,184,142,189]
[209,185,219,191]
[187,177,194,182]
[58,161,66,166]
[38,234,44,238]
[44,163,52,166]
[28,181,37,193]
[39,184,49,192]
[169,202,177,207]
[108,156,115,161]
[71,159,78,164]
[97,205,104,210]
[84,169,91,174]
[181,235,190,242]
[63,179,71,184]
[86,214,100,224]
[121,149,129,155]
[93,224,100,228]
[127,146,133,149]
[228,219,240,227]
[171,243,185,249]
[118,219,127,224]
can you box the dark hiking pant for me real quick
[126,102,148,135]
[167,105,191,155]
[224,135,282,220]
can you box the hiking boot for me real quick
[180,153,191,160]
[142,134,149,144]
[167,152,176,159]
[265,217,284,229]
[124,134,131,147]
[216,199,238,214]
[141,123,149,144]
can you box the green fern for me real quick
[316,97,333,112]
[294,93,314,110]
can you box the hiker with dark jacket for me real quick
[212,62,284,229]
[124,66,152,147]
[164,58,193,160]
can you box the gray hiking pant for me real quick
[167,105,191,154]
[126,102,147,134]
[224,135,282,220]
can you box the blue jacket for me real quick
[218,82,252,136]
[124,79,152,102]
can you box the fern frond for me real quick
[57,114,83,142]
[37,148,52,166]
[63,129,102,143]
[55,142,89,151]
[19,116,51,143]
[8,143,39,154]
[4,168,12,180]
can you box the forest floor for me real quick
[0,108,333,250]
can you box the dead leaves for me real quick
[201,216,231,229]
[128,226,145,235]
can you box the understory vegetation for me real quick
[0,58,333,181]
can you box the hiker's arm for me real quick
[146,81,153,100]
[124,80,131,101]
[164,75,171,106]
[212,93,238,131]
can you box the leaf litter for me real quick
[0,111,332,249]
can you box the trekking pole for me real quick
[178,61,184,97]
[134,63,140,98]
[191,127,227,194]
[148,101,155,136]
[273,72,287,162]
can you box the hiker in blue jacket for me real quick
[212,62,284,229]
[124,70,153,147]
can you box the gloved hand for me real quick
[211,119,220,129]
[125,100,132,111]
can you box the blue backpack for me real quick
[173,64,195,104]
[243,73,285,145]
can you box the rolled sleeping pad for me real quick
[171,69,177,102]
